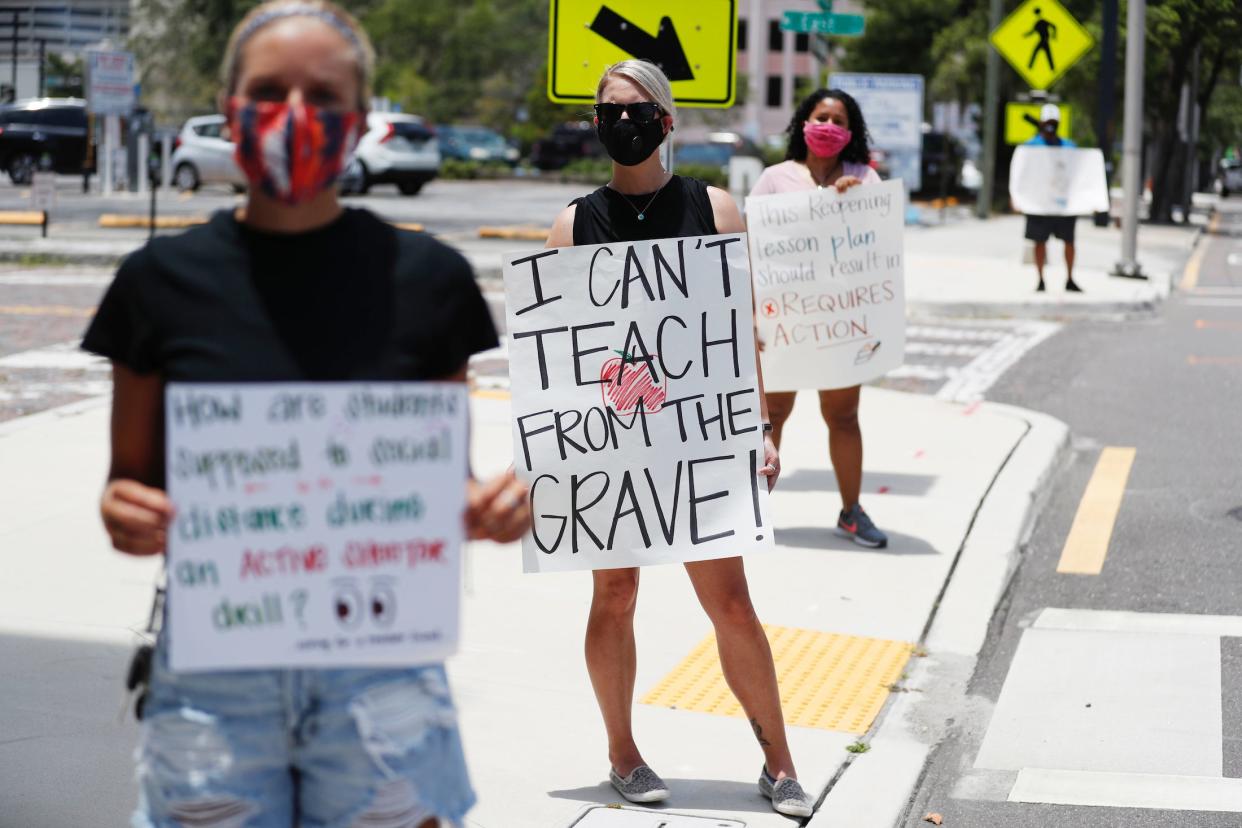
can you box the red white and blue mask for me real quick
[229,98,361,204]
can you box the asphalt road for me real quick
[904,200,1242,826]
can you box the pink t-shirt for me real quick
[748,159,881,198]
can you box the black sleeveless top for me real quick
[571,175,718,245]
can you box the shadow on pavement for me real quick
[776,468,936,496]
[774,526,941,555]
[547,778,775,813]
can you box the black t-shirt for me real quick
[571,175,718,245]
[82,208,498,383]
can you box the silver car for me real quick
[170,114,245,192]
[345,112,440,196]
[1215,159,1242,199]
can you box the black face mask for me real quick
[597,118,666,166]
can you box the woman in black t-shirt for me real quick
[544,60,813,819]
[83,2,527,825]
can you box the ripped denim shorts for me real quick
[132,640,476,827]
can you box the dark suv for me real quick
[0,98,91,184]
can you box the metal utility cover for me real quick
[547,0,737,107]
[570,806,746,826]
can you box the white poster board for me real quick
[30,172,56,210]
[748,179,907,392]
[504,234,774,573]
[86,50,136,116]
[165,382,467,672]
[1009,146,1109,216]
[829,73,925,192]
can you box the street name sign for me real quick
[1005,102,1073,144]
[990,0,1093,91]
[780,11,865,36]
[547,0,737,107]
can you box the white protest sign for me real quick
[504,234,773,574]
[165,382,467,672]
[748,179,907,392]
[1009,145,1109,216]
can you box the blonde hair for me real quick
[596,59,676,120]
[221,0,376,108]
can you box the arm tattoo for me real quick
[750,717,773,747]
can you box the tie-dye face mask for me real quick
[229,99,360,204]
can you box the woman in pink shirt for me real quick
[748,89,888,549]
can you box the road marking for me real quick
[1194,319,1242,330]
[1056,447,1136,575]
[1009,769,1242,812]
[1185,297,1242,307]
[0,304,96,318]
[0,341,108,370]
[0,272,112,286]
[1189,286,1242,295]
[1180,212,1218,290]
[1228,253,1242,267]
[1034,607,1242,637]
[1188,355,1242,366]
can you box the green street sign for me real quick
[817,0,833,10]
[780,10,865,36]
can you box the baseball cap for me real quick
[1040,103,1061,123]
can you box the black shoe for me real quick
[1066,280,1083,292]
[1035,280,1046,292]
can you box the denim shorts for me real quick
[132,640,476,827]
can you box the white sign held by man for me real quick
[165,382,468,672]
[1009,145,1109,216]
[748,178,907,392]
[504,234,774,574]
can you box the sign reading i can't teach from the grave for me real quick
[504,234,773,573]
[165,383,467,672]
[547,0,737,107]
[747,179,906,392]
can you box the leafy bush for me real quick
[673,163,727,188]
[439,159,513,180]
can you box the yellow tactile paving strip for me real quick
[642,624,915,734]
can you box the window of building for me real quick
[795,33,810,53]
[768,20,784,52]
[737,18,748,52]
[766,75,783,108]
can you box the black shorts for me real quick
[1025,215,1076,243]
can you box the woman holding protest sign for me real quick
[748,88,889,550]
[82,2,527,825]
[544,59,814,818]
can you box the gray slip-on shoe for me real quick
[609,764,671,803]
[759,766,813,817]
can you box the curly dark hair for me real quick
[784,88,871,165]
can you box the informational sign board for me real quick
[990,0,1093,91]
[504,234,773,573]
[1009,146,1109,216]
[829,73,924,192]
[30,172,56,210]
[86,50,136,115]
[748,179,906,391]
[547,0,737,107]
[164,383,468,672]
[1006,102,1073,145]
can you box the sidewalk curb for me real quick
[808,403,1071,827]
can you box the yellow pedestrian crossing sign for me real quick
[990,0,1093,91]
[547,0,737,107]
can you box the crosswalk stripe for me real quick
[1057,447,1137,575]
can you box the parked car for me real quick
[918,131,966,196]
[530,121,604,170]
[439,125,519,165]
[1214,159,1242,198]
[674,132,762,173]
[0,98,90,184]
[345,113,440,195]
[170,114,246,191]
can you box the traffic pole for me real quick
[976,0,1002,219]
[1114,0,1146,278]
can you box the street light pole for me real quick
[1114,0,1146,278]
[976,0,1002,219]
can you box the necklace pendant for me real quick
[637,213,645,221]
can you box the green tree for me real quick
[45,53,84,98]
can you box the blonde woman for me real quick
[83,2,527,824]
[545,60,813,818]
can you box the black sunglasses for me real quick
[593,102,665,124]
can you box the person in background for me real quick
[748,88,889,550]
[1024,103,1082,293]
[544,59,814,819]
[83,2,528,824]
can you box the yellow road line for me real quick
[0,304,95,317]
[1188,355,1242,366]
[1181,213,1220,290]
[1057,447,1137,575]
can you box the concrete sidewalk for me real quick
[0,379,1066,826]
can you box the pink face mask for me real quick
[803,121,852,158]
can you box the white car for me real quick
[170,114,245,192]
[346,112,440,196]
[1214,159,1242,198]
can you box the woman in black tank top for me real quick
[546,61,813,818]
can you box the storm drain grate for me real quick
[641,624,914,734]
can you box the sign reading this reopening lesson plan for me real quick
[748,178,907,391]
[504,234,773,573]
[165,383,467,672]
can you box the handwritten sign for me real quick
[1009,146,1109,216]
[165,383,467,672]
[748,179,907,391]
[504,234,773,573]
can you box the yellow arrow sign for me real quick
[1005,102,1073,144]
[990,0,1093,91]
[547,0,737,107]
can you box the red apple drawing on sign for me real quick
[600,349,667,414]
